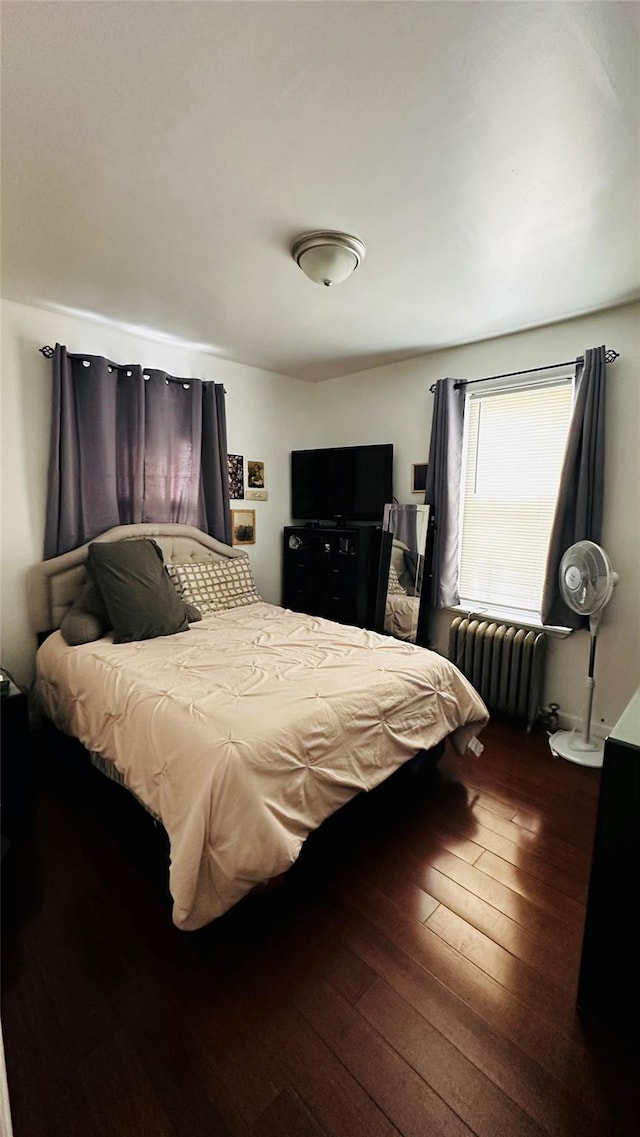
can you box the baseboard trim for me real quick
[558,712,611,740]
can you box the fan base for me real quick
[548,730,604,769]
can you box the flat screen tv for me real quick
[291,444,393,523]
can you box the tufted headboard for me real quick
[26,523,247,635]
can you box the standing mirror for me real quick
[375,504,430,644]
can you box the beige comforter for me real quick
[384,593,420,641]
[35,602,488,930]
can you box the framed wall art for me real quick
[411,463,428,494]
[246,459,267,501]
[231,509,256,545]
[228,454,244,500]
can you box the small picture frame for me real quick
[411,463,428,494]
[231,509,255,545]
[228,454,244,500]
[246,459,267,501]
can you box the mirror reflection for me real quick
[376,504,430,643]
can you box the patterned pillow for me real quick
[387,563,407,595]
[167,557,261,614]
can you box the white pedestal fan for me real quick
[548,541,618,769]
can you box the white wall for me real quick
[0,299,315,687]
[310,302,640,734]
[2,297,638,731]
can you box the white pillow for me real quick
[167,557,261,615]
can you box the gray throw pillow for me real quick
[400,549,420,596]
[60,608,106,647]
[87,539,190,644]
[60,578,111,646]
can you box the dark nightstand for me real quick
[577,688,639,1033]
[1,681,32,855]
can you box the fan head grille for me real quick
[559,541,615,614]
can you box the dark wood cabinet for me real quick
[282,525,381,629]
[576,689,639,1034]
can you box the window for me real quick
[458,378,573,621]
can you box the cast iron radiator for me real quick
[448,616,547,731]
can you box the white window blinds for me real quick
[458,379,573,618]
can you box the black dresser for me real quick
[282,525,381,629]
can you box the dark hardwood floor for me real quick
[2,718,638,1137]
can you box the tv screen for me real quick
[291,444,393,523]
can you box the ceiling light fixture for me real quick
[291,230,366,287]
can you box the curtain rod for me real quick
[38,345,226,392]
[428,349,619,394]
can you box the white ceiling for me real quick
[2,1,639,381]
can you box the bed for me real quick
[28,523,489,931]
